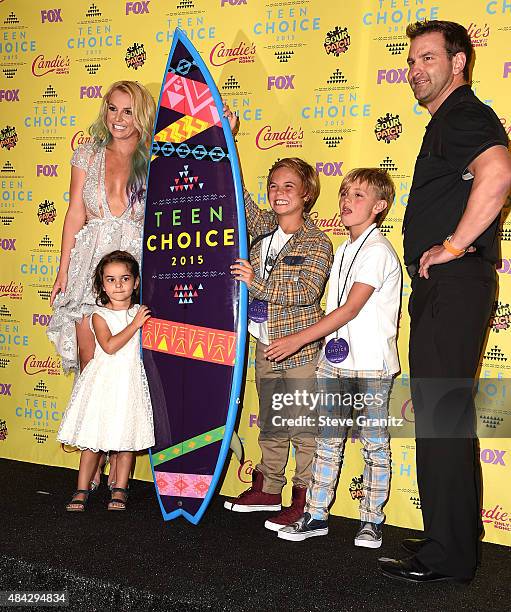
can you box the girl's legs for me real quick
[90,451,118,490]
[76,316,113,488]
[108,451,133,509]
[67,449,102,509]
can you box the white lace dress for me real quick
[57,306,155,452]
[47,142,144,372]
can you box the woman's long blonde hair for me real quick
[89,80,156,203]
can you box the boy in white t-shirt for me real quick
[265,168,402,548]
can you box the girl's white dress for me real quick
[57,306,155,452]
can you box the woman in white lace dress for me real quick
[48,80,155,372]
[48,80,155,488]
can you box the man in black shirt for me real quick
[379,20,511,583]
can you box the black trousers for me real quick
[408,257,496,579]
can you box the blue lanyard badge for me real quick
[248,299,268,323]
[324,338,349,363]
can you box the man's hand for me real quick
[265,333,304,362]
[419,244,476,278]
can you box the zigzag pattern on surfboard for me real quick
[154,115,212,145]
[142,317,237,365]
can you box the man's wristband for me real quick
[443,235,466,257]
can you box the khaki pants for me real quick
[255,340,318,494]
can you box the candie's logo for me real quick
[375,113,402,143]
[70,130,92,151]
[209,41,256,67]
[0,126,18,150]
[309,211,348,236]
[237,459,253,484]
[23,354,61,376]
[467,22,490,47]
[255,125,303,150]
[401,398,414,422]
[32,54,71,77]
[482,504,511,531]
[324,26,350,56]
[0,281,23,300]
[125,42,146,70]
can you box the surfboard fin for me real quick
[229,431,244,464]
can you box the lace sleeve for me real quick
[70,142,96,171]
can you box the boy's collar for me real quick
[348,223,377,246]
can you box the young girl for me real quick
[58,250,155,511]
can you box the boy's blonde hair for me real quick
[267,158,320,213]
[339,168,395,222]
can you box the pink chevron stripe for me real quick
[156,472,213,498]
[162,74,221,125]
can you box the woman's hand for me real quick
[50,272,68,306]
[132,305,151,329]
[265,334,304,362]
[223,103,239,136]
[231,258,254,287]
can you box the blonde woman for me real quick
[48,81,155,494]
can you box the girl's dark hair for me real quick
[93,250,140,307]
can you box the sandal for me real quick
[108,487,128,511]
[66,489,90,512]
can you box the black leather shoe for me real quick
[378,556,473,584]
[401,537,429,555]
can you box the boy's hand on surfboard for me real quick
[132,305,152,329]
[230,259,254,287]
[265,334,304,362]
[223,103,239,135]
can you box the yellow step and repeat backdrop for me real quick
[1,0,510,544]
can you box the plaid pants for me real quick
[306,360,393,523]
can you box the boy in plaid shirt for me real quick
[223,119,333,529]
[265,168,401,547]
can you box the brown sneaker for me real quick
[224,470,282,512]
[265,485,307,531]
